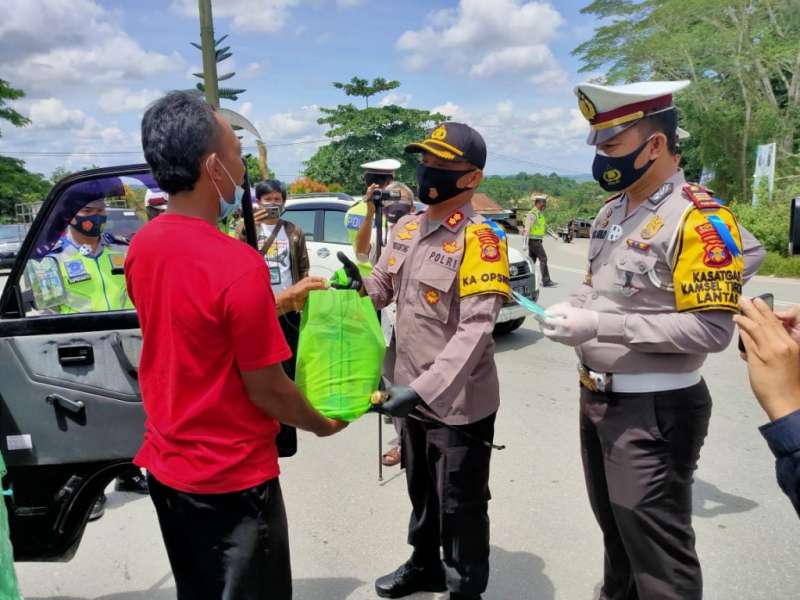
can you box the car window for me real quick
[322,209,350,245]
[0,224,27,242]
[282,208,316,241]
[18,174,156,317]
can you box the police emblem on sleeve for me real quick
[672,205,744,313]
[475,229,501,262]
[458,224,511,300]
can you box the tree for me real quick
[332,77,400,109]
[289,177,342,194]
[244,154,275,184]
[191,33,247,103]
[304,79,446,194]
[573,0,800,203]
[0,157,51,222]
[0,79,29,137]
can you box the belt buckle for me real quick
[578,364,609,393]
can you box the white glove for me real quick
[542,302,600,347]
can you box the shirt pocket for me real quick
[414,264,456,323]
[615,251,658,292]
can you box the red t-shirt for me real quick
[125,214,291,494]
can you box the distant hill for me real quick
[477,171,605,226]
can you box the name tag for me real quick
[108,253,125,274]
[269,266,281,285]
[591,229,608,240]
[65,260,90,283]
[427,249,460,271]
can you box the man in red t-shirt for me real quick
[129,91,347,600]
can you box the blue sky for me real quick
[0,0,602,183]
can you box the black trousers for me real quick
[148,473,292,600]
[527,238,552,284]
[579,380,712,600]
[403,412,495,596]
[279,310,301,380]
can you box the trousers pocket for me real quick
[443,445,491,514]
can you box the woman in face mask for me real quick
[248,180,312,380]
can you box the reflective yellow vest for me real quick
[26,234,133,314]
[528,209,546,239]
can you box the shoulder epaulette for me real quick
[46,239,65,255]
[683,183,720,210]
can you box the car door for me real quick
[319,207,358,276]
[282,205,328,277]
[0,165,152,561]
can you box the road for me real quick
[10,237,800,600]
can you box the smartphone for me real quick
[263,205,281,219]
[738,293,774,353]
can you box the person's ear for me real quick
[458,169,482,189]
[646,133,666,161]
[203,152,219,181]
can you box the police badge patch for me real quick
[65,260,91,283]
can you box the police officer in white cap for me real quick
[345,158,403,266]
[144,188,169,221]
[543,80,765,599]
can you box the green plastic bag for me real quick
[0,453,21,600]
[296,289,385,422]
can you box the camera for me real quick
[370,189,401,205]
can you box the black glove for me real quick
[330,251,364,290]
[379,384,422,417]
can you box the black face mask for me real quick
[416,164,474,205]
[71,214,107,238]
[592,136,656,192]
[385,202,412,223]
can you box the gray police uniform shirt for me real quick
[569,169,765,374]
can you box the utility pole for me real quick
[198,0,220,108]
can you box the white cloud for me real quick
[98,88,162,114]
[397,0,566,84]
[0,0,184,93]
[240,102,254,119]
[28,99,85,129]
[171,0,302,33]
[431,102,470,122]
[470,45,558,78]
[171,0,363,33]
[263,105,324,139]
[379,92,412,108]
[241,62,266,80]
[529,69,569,87]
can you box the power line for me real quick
[0,138,330,157]
[491,151,588,175]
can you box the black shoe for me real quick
[89,493,106,522]
[450,595,482,600]
[115,473,149,494]
[542,281,559,288]
[375,560,446,598]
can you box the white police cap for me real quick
[145,188,169,210]
[360,158,402,175]
[574,80,690,145]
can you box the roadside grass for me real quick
[756,252,800,279]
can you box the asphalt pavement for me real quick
[10,237,800,599]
